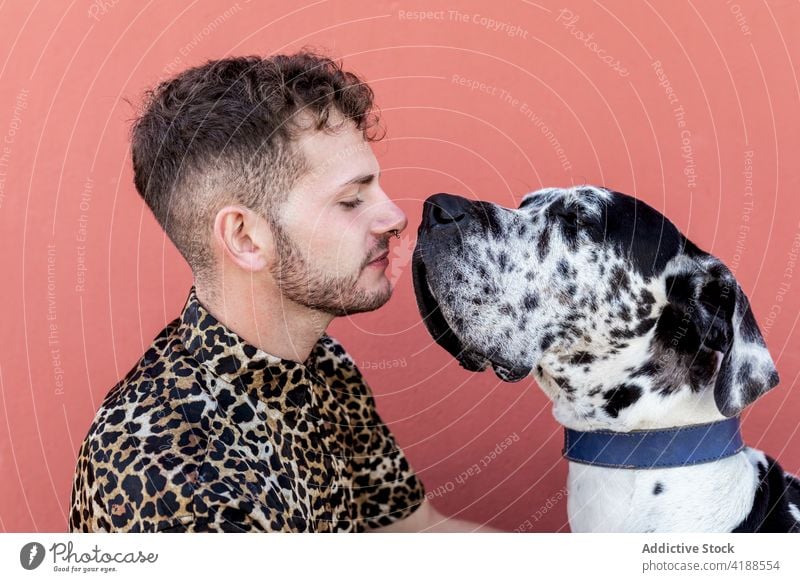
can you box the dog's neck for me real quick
[566,451,758,532]
[537,335,727,432]
[537,338,758,532]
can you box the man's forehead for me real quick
[296,125,376,183]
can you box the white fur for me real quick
[567,450,762,532]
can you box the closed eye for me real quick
[550,204,597,230]
[339,197,363,210]
[557,209,583,226]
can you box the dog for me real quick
[412,186,800,532]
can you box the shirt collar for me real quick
[178,285,327,410]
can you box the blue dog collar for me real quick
[563,417,744,469]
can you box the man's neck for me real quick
[195,281,333,363]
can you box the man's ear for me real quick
[213,205,271,272]
[677,249,780,416]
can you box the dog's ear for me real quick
[701,258,779,416]
[666,247,780,416]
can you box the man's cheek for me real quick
[322,245,359,277]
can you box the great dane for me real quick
[412,186,800,532]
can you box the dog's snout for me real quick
[424,193,472,227]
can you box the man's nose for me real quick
[375,198,408,236]
[422,193,473,228]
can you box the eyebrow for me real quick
[338,171,380,189]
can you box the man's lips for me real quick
[367,249,389,268]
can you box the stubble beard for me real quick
[269,222,392,316]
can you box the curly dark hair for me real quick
[131,49,381,283]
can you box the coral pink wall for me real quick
[1,0,798,532]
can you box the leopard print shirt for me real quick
[69,287,426,532]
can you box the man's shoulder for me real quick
[313,334,373,397]
[94,316,208,420]
[71,317,219,531]
[315,334,356,366]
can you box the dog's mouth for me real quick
[412,254,488,372]
[412,251,531,383]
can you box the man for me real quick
[69,51,491,532]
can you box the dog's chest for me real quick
[566,453,759,532]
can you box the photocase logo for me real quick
[19,542,46,570]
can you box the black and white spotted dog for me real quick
[412,186,800,532]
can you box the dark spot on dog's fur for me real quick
[538,227,550,260]
[688,349,719,391]
[634,317,657,335]
[632,360,663,379]
[653,482,664,495]
[499,303,514,316]
[636,304,653,320]
[522,293,539,311]
[498,252,509,272]
[540,333,555,351]
[602,384,643,418]
[555,377,575,393]
[603,192,685,277]
[569,351,595,365]
[562,225,579,251]
[610,266,631,291]
[768,370,780,387]
[737,362,753,384]
[653,304,702,354]
[610,327,636,340]
[665,273,696,305]
[474,201,504,238]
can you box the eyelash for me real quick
[339,195,363,210]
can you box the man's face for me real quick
[269,119,407,316]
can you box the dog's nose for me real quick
[423,193,472,227]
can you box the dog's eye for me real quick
[554,208,586,228]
